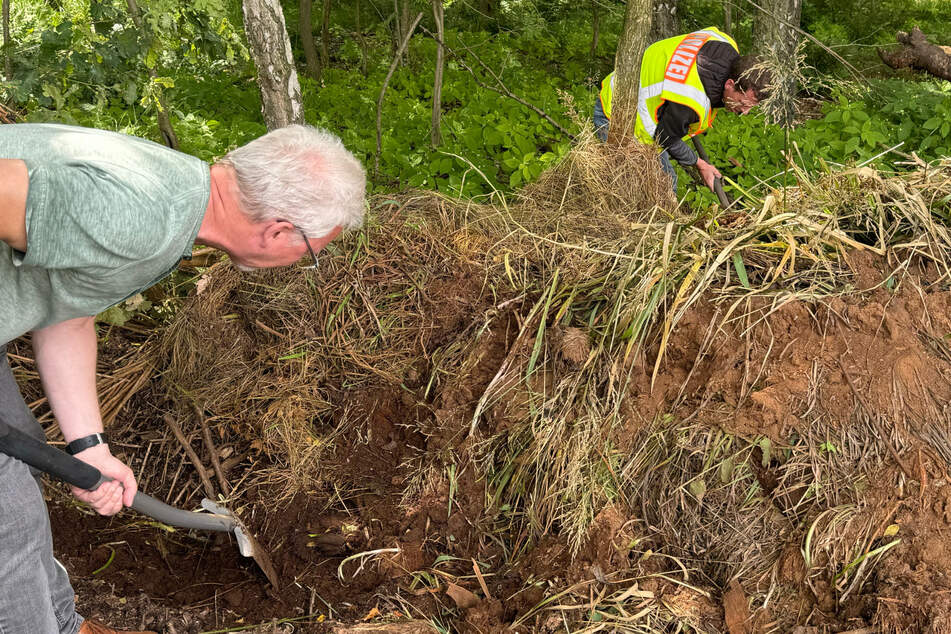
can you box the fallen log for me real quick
[878,26,951,81]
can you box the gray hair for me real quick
[219,124,366,238]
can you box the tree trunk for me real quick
[355,0,368,76]
[320,0,331,69]
[608,0,652,143]
[125,0,179,149]
[724,2,732,36]
[399,0,411,62]
[590,0,600,56]
[751,0,802,127]
[879,26,951,81]
[392,0,402,61]
[242,0,305,129]
[649,0,679,42]
[354,0,368,77]
[400,0,411,38]
[2,0,10,80]
[431,0,444,147]
[299,0,321,80]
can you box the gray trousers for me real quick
[0,347,83,634]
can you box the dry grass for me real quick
[158,133,951,508]
[149,135,951,629]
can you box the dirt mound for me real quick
[28,146,951,632]
[51,264,951,632]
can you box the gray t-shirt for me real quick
[0,124,210,343]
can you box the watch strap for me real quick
[65,433,109,455]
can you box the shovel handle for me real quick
[712,176,731,208]
[692,136,733,208]
[0,418,102,489]
[691,134,713,163]
[131,492,236,533]
[0,419,235,533]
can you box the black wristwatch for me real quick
[65,433,109,455]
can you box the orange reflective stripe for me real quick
[663,33,711,83]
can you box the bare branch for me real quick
[419,26,576,140]
[375,11,424,179]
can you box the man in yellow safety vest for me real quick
[594,27,771,194]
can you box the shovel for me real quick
[0,417,280,590]
[691,135,733,209]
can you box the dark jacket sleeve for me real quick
[655,102,698,166]
[655,40,737,166]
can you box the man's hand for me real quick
[696,158,723,191]
[32,316,136,515]
[69,444,137,516]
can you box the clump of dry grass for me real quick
[512,127,678,236]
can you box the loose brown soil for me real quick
[29,249,951,634]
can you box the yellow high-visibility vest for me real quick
[599,28,738,144]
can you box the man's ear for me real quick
[261,219,295,247]
[724,78,736,93]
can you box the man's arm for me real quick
[655,103,722,190]
[0,158,28,251]
[32,316,136,515]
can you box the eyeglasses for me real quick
[297,227,320,269]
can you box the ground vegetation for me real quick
[4,1,951,632]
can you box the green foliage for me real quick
[4,0,248,126]
[298,26,590,196]
[4,0,950,202]
[802,0,951,73]
[684,79,951,208]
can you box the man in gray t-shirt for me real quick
[0,123,365,634]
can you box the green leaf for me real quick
[759,437,771,466]
[924,117,942,131]
[483,128,502,146]
[732,251,750,288]
[97,305,130,327]
[122,81,137,105]
[688,479,706,501]
[719,457,735,484]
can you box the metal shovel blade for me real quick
[201,499,281,590]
